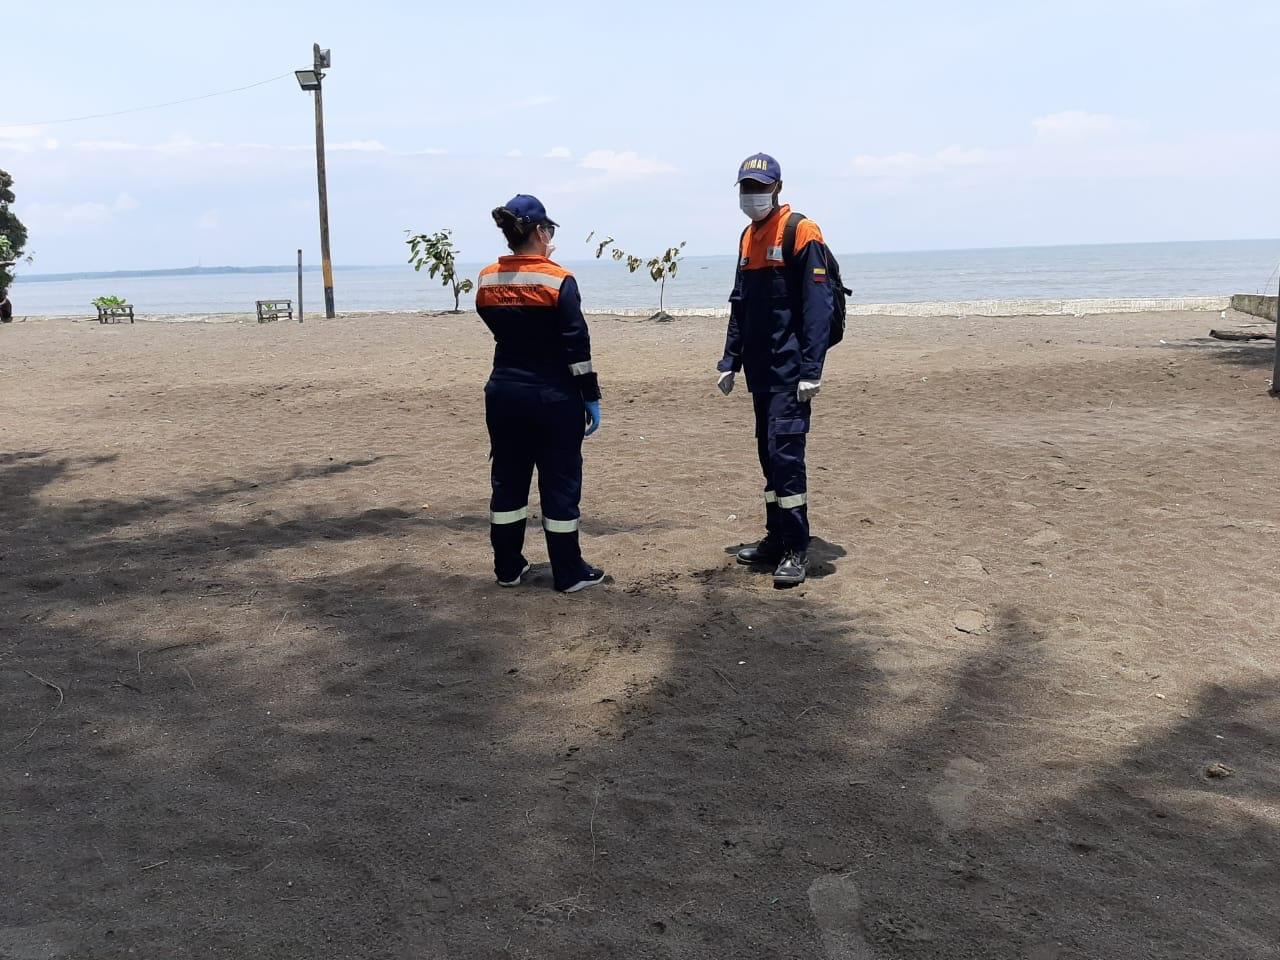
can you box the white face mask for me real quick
[740,192,776,222]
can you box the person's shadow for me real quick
[724,536,847,586]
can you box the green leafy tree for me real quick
[585,232,686,318]
[0,168,30,292]
[405,228,474,313]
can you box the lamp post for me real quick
[296,44,335,319]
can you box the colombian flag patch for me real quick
[813,267,827,283]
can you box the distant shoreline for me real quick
[14,265,346,284]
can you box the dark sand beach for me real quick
[3,310,1278,959]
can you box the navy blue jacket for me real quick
[476,255,601,401]
[718,205,835,393]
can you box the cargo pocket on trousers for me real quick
[768,417,809,463]
[770,417,810,438]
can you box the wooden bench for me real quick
[256,299,294,323]
[97,304,134,324]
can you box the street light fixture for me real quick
[296,43,335,318]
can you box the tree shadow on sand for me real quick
[3,454,1277,959]
[1162,337,1277,369]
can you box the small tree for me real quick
[586,232,686,320]
[405,228,474,313]
[0,168,31,292]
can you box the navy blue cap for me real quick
[501,194,558,228]
[736,153,781,185]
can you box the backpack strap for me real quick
[781,212,807,266]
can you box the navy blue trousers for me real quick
[752,390,812,550]
[485,380,589,589]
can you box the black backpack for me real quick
[782,212,849,348]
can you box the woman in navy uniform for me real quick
[476,195,605,593]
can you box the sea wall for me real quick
[1229,294,1278,322]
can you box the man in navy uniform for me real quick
[717,153,835,587]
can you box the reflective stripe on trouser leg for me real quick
[486,381,538,582]
[771,433,810,549]
[490,507,530,581]
[534,391,587,589]
[762,392,811,550]
[542,517,579,534]
[763,490,780,535]
[490,506,529,524]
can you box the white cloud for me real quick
[62,202,115,225]
[73,138,306,154]
[852,146,1002,178]
[74,140,143,152]
[26,192,139,229]
[330,140,389,153]
[197,210,220,230]
[545,146,572,159]
[0,126,58,153]
[506,149,524,158]
[579,150,676,177]
[70,137,450,159]
[1032,110,1130,143]
[0,125,44,140]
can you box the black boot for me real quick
[737,536,783,566]
[773,550,808,587]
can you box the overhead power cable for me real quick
[1,73,294,128]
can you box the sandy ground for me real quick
[2,309,1279,960]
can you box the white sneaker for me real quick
[497,563,531,588]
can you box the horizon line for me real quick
[15,235,1280,282]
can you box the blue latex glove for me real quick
[584,400,601,437]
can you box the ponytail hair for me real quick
[492,206,537,252]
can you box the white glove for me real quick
[797,380,822,402]
[717,371,736,395]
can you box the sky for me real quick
[3,0,1280,273]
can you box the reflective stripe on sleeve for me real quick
[569,360,594,377]
[490,506,529,524]
[764,491,778,504]
[778,493,808,509]
[543,517,580,534]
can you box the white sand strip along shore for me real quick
[20,295,1232,324]
[607,295,1231,319]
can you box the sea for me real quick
[12,239,1280,319]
